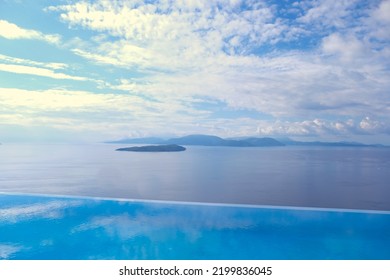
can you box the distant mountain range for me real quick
[107,134,384,147]
[276,138,384,147]
[108,134,283,147]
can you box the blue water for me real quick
[1,144,389,211]
[0,193,389,260]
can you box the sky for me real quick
[0,0,389,144]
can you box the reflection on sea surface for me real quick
[0,194,389,259]
[1,144,389,211]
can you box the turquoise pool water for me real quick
[0,193,389,260]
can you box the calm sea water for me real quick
[0,194,389,260]
[0,143,389,211]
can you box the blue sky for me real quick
[0,0,389,143]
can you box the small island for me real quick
[116,144,186,152]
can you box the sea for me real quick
[0,143,389,259]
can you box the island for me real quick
[116,144,186,152]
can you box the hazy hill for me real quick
[277,138,384,147]
[109,134,285,147]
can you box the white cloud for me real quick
[0,244,23,259]
[1,85,388,139]
[372,0,390,23]
[72,209,257,240]
[2,0,387,141]
[297,0,359,29]
[50,0,285,71]
[111,46,389,121]
[46,1,389,123]
[321,33,366,62]
[0,200,82,223]
[0,54,67,70]
[0,63,88,81]
[0,54,107,85]
[255,117,390,137]
[0,87,208,139]
[367,0,390,41]
[0,20,61,44]
[71,48,127,67]
[359,116,388,133]
[0,87,143,112]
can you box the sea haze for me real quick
[0,143,389,211]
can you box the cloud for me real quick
[0,87,207,138]
[0,63,89,81]
[0,87,142,112]
[111,47,389,121]
[321,33,366,62]
[2,1,388,142]
[256,117,390,137]
[367,0,390,41]
[0,20,61,44]
[46,1,389,122]
[1,85,388,139]
[359,116,389,133]
[0,54,103,83]
[0,200,82,223]
[72,207,258,240]
[0,54,67,70]
[49,0,286,71]
[0,244,23,259]
[297,0,360,29]
[372,0,390,23]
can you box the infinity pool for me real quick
[0,193,389,259]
